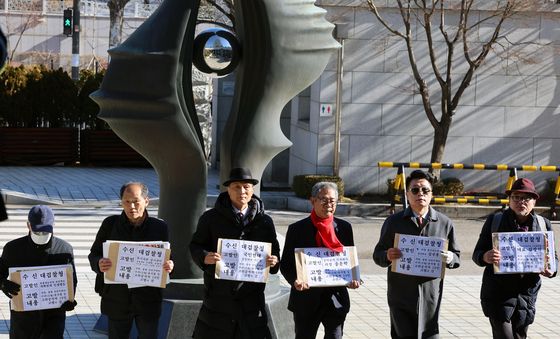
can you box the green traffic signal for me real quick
[63,9,72,36]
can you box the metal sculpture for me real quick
[92,0,338,279]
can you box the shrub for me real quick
[77,69,106,129]
[432,177,464,196]
[292,175,344,199]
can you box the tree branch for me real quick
[366,0,406,38]
[202,0,235,30]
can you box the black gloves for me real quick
[0,279,20,299]
[60,300,77,311]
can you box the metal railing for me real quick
[379,162,560,218]
[1,0,160,18]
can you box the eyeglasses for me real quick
[409,187,432,195]
[510,195,534,202]
[317,197,337,206]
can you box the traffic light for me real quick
[63,9,72,36]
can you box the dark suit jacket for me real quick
[280,216,354,315]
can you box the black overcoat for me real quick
[189,192,280,338]
[472,208,557,327]
[88,211,169,318]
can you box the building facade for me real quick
[286,1,560,195]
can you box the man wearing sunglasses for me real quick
[473,178,557,339]
[373,169,460,338]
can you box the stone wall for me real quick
[289,1,560,195]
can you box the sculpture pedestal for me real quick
[93,276,293,338]
[161,275,293,338]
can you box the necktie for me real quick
[417,216,423,226]
[237,212,244,224]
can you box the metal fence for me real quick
[1,0,160,18]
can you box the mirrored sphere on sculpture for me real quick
[203,35,232,71]
[193,28,240,77]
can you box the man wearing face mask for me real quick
[0,205,77,338]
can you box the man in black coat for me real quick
[281,181,360,339]
[190,167,280,339]
[88,182,174,339]
[0,205,77,338]
[473,178,557,339]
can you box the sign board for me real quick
[215,238,271,283]
[104,241,171,288]
[9,264,74,312]
[492,231,556,274]
[295,246,360,287]
[392,233,448,278]
[320,103,334,117]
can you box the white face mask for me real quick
[30,232,52,245]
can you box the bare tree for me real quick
[3,14,44,64]
[199,0,235,31]
[107,0,131,48]
[366,0,532,174]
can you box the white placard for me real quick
[493,231,556,274]
[9,264,73,312]
[392,234,448,278]
[295,246,360,287]
[215,238,271,283]
[104,241,170,288]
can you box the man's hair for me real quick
[311,181,339,200]
[405,170,434,190]
[119,182,149,199]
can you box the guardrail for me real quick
[378,162,560,219]
[1,0,160,18]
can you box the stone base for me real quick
[94,276,293,338]
[161,275,293,338]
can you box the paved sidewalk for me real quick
[2,272,560,338]
[1,168,560,338]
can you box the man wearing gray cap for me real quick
[0,205,77,338]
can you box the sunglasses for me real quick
[510,195,534,202]
[409,187,432,195]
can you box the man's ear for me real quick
[145,196,149,206]
[27,222,32,232]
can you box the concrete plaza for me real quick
[0,167,559,338]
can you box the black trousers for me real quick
[10,309,66,339]
[489,318,529,339]
[293,304,346,339]
[108,313,159,339]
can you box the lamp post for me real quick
[333,23,348,177]
[71,0,80,81]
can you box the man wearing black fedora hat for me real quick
[190,167,280,338]
[473,177,557,338]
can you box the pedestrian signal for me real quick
[63,9,72,36]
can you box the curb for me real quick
[2,191,554,220]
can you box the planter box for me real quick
[80,130,151,167]
[0,128,79,165]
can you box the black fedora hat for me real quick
[223,167,259,186]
